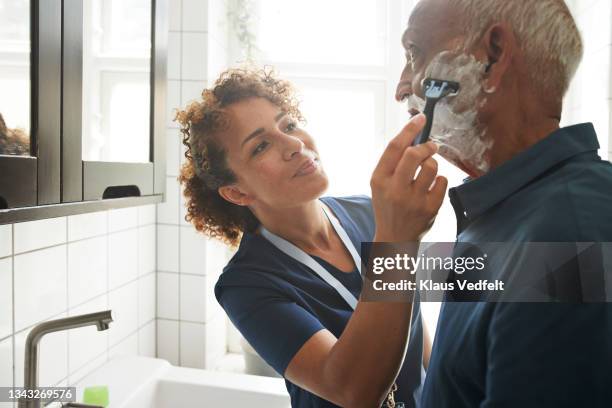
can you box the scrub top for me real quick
[421,123,612,407]
[215,195,424,408]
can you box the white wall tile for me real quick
[138,204,156,226]
[108,333,138,360]
[157,272,179,319]
[108,229,139,290]
[68,237,107,308]
[68,295,109,372]
[179,321,205,368]
[0,258,12,340]
[67,211,107,241]
[68,353,108,386]
[204,314,227,369]
[179,226,206,275]
[179,192,190,226]
[206,272,224,323]
[0,336,12,393]
[108,207,139,233]
[138,320,156,358]
[15,321,68,387]
[179,274,206,322]
[168,0,182,31]
[157,225,179,272]
[206,237,228,278]
[14,217,66,254]
[181,33,207,80]
[157,178,180,225]
[180,80,206,106]
[138,225,156,277]
[0,225,11,258]
[182,0,208,32]
[108,281,139,347]
[138,273,156,325]
[166,128,181,176]
[167,80,181,128]
[157,319,179,365]
[14,246,67,331]
[167,32,182,80]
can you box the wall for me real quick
[157,0,231,370]
[0,206,157,408]
[563,0,612,159]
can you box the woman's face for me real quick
[218,97,328,210]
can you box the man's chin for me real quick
[437,144,487,179]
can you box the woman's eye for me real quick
[252,141,269,156]
[285,122,297,132]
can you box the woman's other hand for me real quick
[370,113,448,242]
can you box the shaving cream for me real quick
[407,51,493,175]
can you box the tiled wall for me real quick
[0,206,156,408]
[563,0,612,159]
[157,0,231,370]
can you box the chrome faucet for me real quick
[18,310,113,408]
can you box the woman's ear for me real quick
[218,184,254,207]
[481,22,515,93]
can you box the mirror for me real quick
[0,0,31,156]
[82,0,152,163]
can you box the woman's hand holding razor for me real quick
[371,113,448,242]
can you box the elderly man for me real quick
[396,0,612,407]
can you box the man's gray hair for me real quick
[450,0,583,100]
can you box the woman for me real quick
[176,67,446,408]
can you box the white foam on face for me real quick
[407,51,493,175]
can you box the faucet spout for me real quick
[19,310,113,408]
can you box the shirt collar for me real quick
[449,123,600,221]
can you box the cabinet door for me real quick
[0,0,61,208]
[63,0,167,202]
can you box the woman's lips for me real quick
[294,158,318,177]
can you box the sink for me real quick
[71,356,291,407]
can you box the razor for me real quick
[412,78,460,146]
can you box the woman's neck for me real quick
[254,199,335,252]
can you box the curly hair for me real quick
[176,66,304,246]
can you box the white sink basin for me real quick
[72,356,291,407]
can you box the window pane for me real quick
[294,80,385,196]
[254,0,386,66]
[0,0,30,156]
[82,0,151,162]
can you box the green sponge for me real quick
[82,385,109,407]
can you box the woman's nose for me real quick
[282,134,305,161]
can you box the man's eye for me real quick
[285,122,297,132]
[252,141,269,156]
[406,46,420,69]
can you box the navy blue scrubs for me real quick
[215,195,424,408]
[421,124,612,407]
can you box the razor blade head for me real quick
[423,78,460,99]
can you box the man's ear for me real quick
[218,184,254,207]
[481,22,515,93]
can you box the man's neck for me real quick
[486,95,561,171]
[254,199,335,252]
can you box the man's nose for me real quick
[395,80,412,102]
[395,65,414,102]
